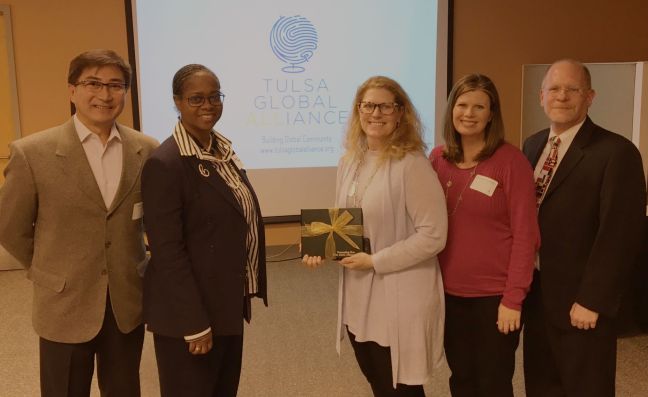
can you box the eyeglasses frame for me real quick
[357,101,401,115]
[181,92,226,107]
[74,79,128,94]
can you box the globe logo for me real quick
[270,15,318,73]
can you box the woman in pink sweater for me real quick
[429,74,540,397]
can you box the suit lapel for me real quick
[108,126,143,215]
[528,130,549,167]
[187,157,245,218]
[55,119,106,211]
[543,118,593,203]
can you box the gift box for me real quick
[301,208,368,259]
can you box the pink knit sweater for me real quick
[430,143,540,310]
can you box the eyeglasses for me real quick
[185,93,225,107]
[543,86,586,96]
[75,80,128,94]
[358,101,400,115]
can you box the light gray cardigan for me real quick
[335,151,448,387]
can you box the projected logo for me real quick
[270,15,318,73]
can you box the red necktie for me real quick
[535,136,561,207]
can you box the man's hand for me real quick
[570,302,599,330]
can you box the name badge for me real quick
[470,174,498,197]
[132,202,144,220]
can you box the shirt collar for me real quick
[172,119,234,162]
[548,118,585,147]
[73,114,121,143]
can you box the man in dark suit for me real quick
[522,59,646,397]
[0,49,158,396]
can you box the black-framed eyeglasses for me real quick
[358,101,400,115]
[74,80,128,94]
[185,93,226,107]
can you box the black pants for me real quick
[523,272,616,397]
[347,329,425,397]
[444,294,520,397]
[154,332,244,397]
[39,299,144,397]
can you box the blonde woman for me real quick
[304,76,447,397]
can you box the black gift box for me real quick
[301,208,368,259]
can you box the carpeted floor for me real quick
[1,247,647,396]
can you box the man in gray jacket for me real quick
[0,49,158,397]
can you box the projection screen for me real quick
[128,0,449,219]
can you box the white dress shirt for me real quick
[74,115,123,209]
[533,119,584,183]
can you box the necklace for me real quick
[202,132,231,164]
[348,152,381,207]
[209,159,242,190]
[445,163,478,216]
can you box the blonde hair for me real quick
[343,76,425,162]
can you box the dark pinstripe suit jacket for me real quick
[523,116,646,328]
[141,136,267,338]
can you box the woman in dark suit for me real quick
[141,64,267,397]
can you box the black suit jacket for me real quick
[141,136,267,338]
[523,117,646,329]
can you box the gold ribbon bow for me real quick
[302,208,363,258]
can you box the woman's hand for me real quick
[497,304,521,334]
[187,330,213,355]
[339,253,374,270]
[302,254,323,268]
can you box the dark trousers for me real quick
[347,329,425,397]
[39,299,144,397]
[154,332,244,397]
[523,272,617,397]
[443,294,520,397]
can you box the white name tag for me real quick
[470,174,498,197]
[132,202,144,220]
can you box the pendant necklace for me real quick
[445,162,478,216]
[348,152,381,207]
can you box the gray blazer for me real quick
[0,118,158,343]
